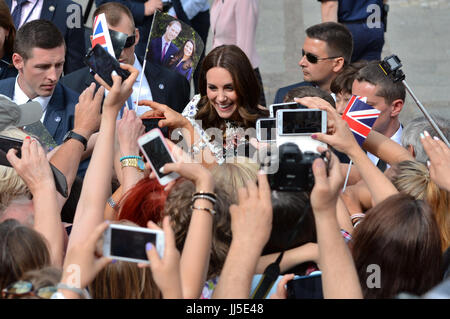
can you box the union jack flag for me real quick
[342,95,381,146]
[92,13,115,57]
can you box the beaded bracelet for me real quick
[190,205,216,216]
[119,155,143,162]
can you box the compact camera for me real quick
[266,142,329,192]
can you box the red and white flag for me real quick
[92,13,115,58]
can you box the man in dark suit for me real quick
[95,0,163,58]
[274,22,353,104]
[61,2,190,115]
[148,19,182,66]
[6,0,86,75]
[0,20,78,145]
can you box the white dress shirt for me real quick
[13,76,51,122]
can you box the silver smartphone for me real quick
[276,109,327,153]
[103,223,165,264]
[138,128,179,185]
[256,118,277,142]
[277,109,327,136]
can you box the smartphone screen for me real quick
[281,110,323,135]
[110,228,157,261]
[141,135,174,179]
[0,136,22,164]
[84,44,130,87]
[258,118,276,141]
[286,274,323,299]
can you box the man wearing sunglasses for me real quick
[273,22,353,104]
[60,2,190,116]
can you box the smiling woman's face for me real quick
[184,41,194,57]
[206,67,239,119]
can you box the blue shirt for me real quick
[318,0,384,22]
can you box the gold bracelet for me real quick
[190,205,216,216]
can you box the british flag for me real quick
[92,13,115,57]
[342,95,381,146]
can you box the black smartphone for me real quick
[0,135,68,198]
[269,102,307,118]
[286,273,323,299]
[84,44,131,87]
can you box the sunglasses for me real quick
[2,280,57,299]
[124,34,136,49]
[302,49,340,64]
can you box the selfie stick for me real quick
[136,13,158,105]
[342,161,352,193]
[379,55,450,148]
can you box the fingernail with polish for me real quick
[427,160,431,167]
[112,259,117,264]
[159,167,165,174]
[433,136,440,141]
[111,70,118,77]
[420,133,425,139]
[424,130,430,137]
[311,134,317,139]
[146,242,153,251]
[25,136,31,139]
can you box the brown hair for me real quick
[351,194,443,298]
[390,160,450,251]
[88,220,161,299]
[355,60,406,104]
[163,179,232,279]
[283,86,336,107]
[93,2,135,30]
[196,45,268,130]
[0,0,15,56]
[306,22,353,65]
[330,60,369,95]
[0,219,51,294]
[167,39,195,71]
[14,20,65,60]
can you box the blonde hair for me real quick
[88,220,161,299]
[0,128,30,215]
[391,160,450,251]
[211,156,259,203]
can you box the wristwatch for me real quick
[63,131,87,151]
[121,157,145,172]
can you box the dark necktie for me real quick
[11,0,28,30]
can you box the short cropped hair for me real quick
[355,60,406,104]
[283,86,336,108]
[93,2,135,29]
[401,115,449,163]
[306,22,353,65]
[14,20,65,60]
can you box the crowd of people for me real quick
[0,0,449,301]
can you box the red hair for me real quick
[118,178,167,227]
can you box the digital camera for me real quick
[266,143,329,192]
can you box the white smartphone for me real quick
[269,102,306,118]
[102,223,165,264]
[138,128,180,185]
[276,109,327,153]
[256,118,277,142]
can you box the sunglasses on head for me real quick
[2,280,57,299]
[124,34,136,49]
[301,49,340,64]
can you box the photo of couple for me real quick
[147,11,204,82]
